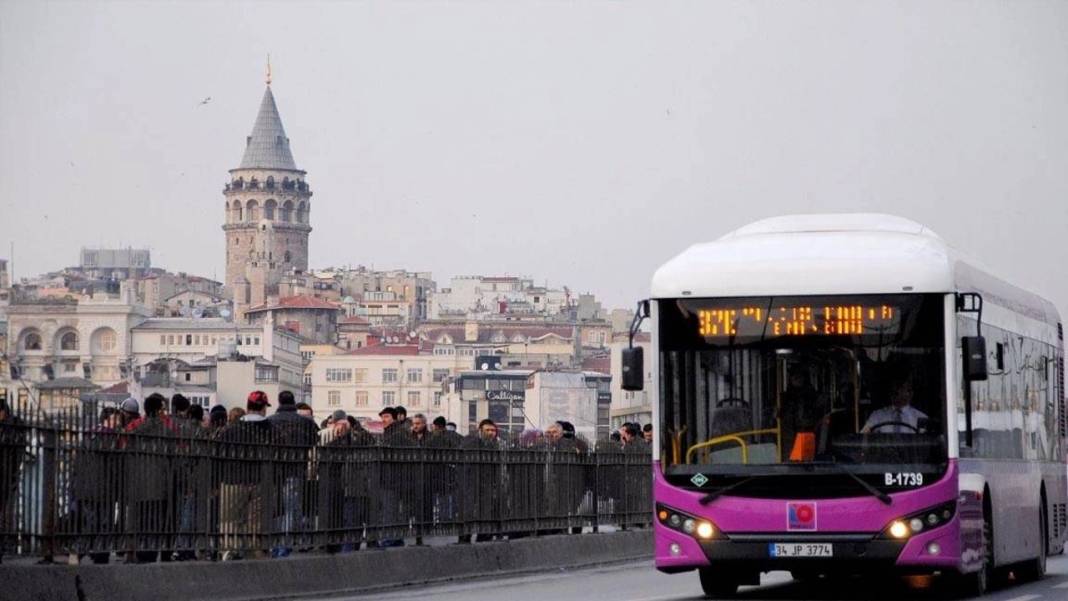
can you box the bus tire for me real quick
[698,567,739,598]
[1018,499,1047,581]
[954,509,994,598]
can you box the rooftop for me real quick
[457,369,535,378]
[418,323,574,345]
[98,381,130,395]
[343,343,422,356]
[246,295,341,313]
[238,86,299,171]
[135,318,257,331]
[36,377,98,390]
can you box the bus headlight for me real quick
[880,501,956,540]
[888,521,909,539]
[656,504,725,541]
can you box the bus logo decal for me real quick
[787,502,817,530]
[690,473,709,487]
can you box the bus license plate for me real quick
[769,543,833,558]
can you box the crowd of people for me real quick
[101,390,655,454]
[0,391,653,565]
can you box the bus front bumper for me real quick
[656,522,962,574]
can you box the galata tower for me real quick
[222,63,312,321]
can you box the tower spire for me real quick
[266,53,272,86]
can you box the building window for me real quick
[407,391,421,407]
[194,335,201,345]
[186,334,193,345]
[354,368,367,384]
[303,372,311,387]
[63,362,77,373]
[185,373,191,382]
[382,368,398,384]
[256,366,279,383]
[167,335,174,345]
[355,391,368,407]
[328,391,341,406]
[325,368,353,383]
[160,335,166,345]
[382,390,395,406]
[433,392,443,408]
[254,337,260,345]
[60,332,79,351]
[432,369,449,383]
[407,368,423,383]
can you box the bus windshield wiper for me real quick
[698,476,757,505]
[831,464,892,505]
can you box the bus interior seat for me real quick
[709,398,753,438]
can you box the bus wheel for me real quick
[1018,501,1047,581]
[699,567,740,598]
[953,512,993,598]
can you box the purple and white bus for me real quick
[624,214,1067,597]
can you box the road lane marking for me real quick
[1001,595,1041,601]
[1052,580,1068,588]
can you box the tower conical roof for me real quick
[239,86,298,170]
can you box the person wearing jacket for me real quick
[124,393,178,562]
[267,391,318,557]
[216,391,273,560]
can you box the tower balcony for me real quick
[222,221,312,233]
[224,176,311,194]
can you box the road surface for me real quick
[326,555,1068,601]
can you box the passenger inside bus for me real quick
[780,369,831,461]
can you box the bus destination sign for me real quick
[697,304,901,338]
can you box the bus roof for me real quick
[651,213,1060,326]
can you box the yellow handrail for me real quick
[670,426,687,465]
[687,434,748,464]
[685,428,780,464]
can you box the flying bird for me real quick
[198,97,212,106]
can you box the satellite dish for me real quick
[408,331,417,339]
[481,362,490,370]
[192,307,204,318]
[220,308,232,319]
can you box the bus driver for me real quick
[861,377,928,434]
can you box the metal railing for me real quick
[0,399,651,562]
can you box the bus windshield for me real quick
[658,294,947,487]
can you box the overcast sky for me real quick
[1,1,1066,314]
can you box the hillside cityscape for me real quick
[0,74,651,440]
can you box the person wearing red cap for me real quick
[216,390,274,560]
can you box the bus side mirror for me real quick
[962,336,988,381]
[622,346,644,391]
